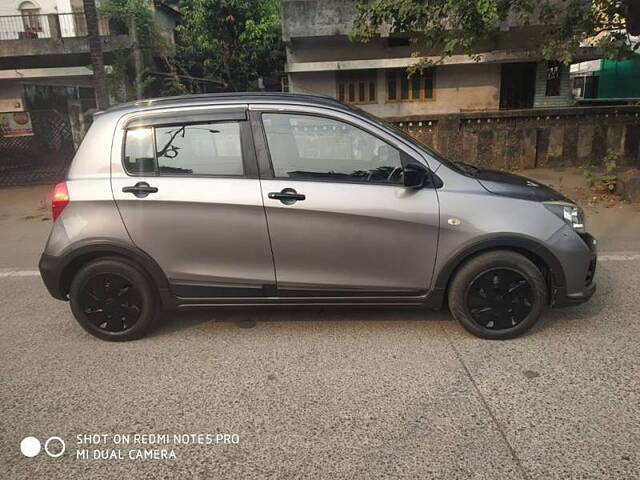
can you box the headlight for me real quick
[544,202,585,233]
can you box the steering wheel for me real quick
[365,166,404,183]
[387,166,404,183]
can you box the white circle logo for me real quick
[44,437,66,458]
[20,437,41,457]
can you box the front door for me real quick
[111,109,276,297]
[254,109,439,296]
[499,62,536,110]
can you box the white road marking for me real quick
[0,252,638,279]
[0,269,40,277]
[10,270,41,276]
[598,253,640,262]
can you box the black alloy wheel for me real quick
[79,273,143,332]
[465,268,534,330]
[69,258,158,341]
[448,250,548,339]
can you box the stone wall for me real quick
[391,105,640,169]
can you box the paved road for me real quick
[1,186,639,479]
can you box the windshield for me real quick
[346,104,476,175]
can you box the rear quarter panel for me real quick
[44,111,132,257]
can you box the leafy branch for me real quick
[351,0,640,71]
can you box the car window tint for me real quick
[154,121,243,176]
[262,113,404,184]
[124,128,155,175]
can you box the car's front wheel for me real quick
[448,250,548,339]
[69,257,158,341]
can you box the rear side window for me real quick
[123,121,244,176]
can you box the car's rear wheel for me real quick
[69,258,158,341]
[448,250,548,339]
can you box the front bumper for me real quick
[552,232,597,307]
[553,281,596,307]
[38,253,68,301]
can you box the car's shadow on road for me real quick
[149,306,454,339]
[148,283,608,340]
[146,265,614,341]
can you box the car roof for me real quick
[101,92,349,116]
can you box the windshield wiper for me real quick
[455,162,481,176]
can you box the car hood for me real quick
[475,169,571,203]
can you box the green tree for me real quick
[351,0,640,67]
[99,0,184,102]
[175,0,285,91]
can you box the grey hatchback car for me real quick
[39,93,597,341]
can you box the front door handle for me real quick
[268,188,305,205]
[122,181,158,198]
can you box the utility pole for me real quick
[130,16,144,100]
[83,0,109,110]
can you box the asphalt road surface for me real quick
[1,186,639,479]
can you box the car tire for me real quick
[448,250,548,339]
[69,257,159,341]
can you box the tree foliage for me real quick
[174,0,284,91]
[351,0,640,66]
[99,0,156,44]
[99,0,182,101]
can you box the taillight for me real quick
[52,182,69,221]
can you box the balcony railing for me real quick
[0,12,111,41]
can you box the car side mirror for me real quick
[403,163,428,189]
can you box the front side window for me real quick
[262,113,405,184]
[123,121,244,176]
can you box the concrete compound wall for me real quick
[392,106,640,169]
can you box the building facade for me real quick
[0,0,178,185]
[282,0,595,118]
[571,58,640,100]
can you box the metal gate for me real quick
[0,109,75,186]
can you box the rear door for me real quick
[111,106,276,298]
[251,106,440,297]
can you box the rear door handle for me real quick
[122,181,158,198]
[268,188,305,204]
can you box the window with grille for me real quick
[336,70,377,105]
[545,61,561,97]
[20,8,42,32]
[386,68,435,102]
